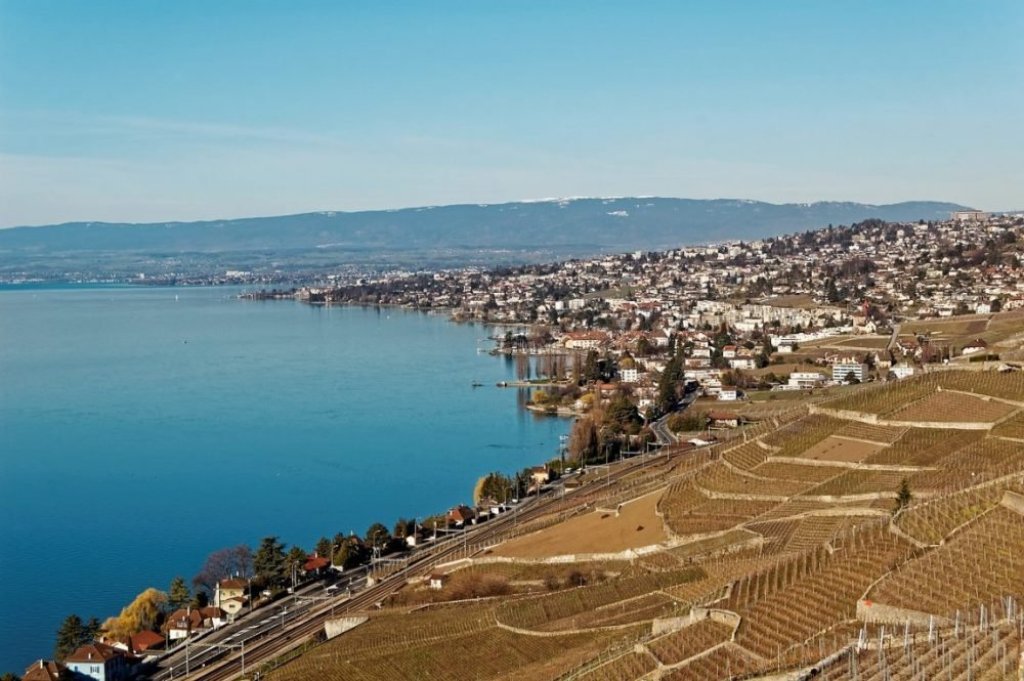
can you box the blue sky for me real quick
[1,1,1021,226]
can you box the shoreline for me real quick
[3,288,573,673]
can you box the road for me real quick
[147,440,705,681]
[887,322,901,352]
[651,391,699,446]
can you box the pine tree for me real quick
[895,478,912,514]
[253,536,286,585]
[84,617,101,639]
[54,614,86,660]
[168,576,191,610]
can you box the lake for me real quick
[0,285,569,672]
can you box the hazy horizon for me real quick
[0,195,986,231]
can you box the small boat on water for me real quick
[471,381,484,388]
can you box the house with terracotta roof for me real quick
[129,630,165,655]
[563,331,608,350]
[214,578,249,619]
[304,553,331,577]
[446,505,476,526]
[162,606,226,640]
[962,338,989,355]
[706,411,741,429]
[63,642,131,681]
[22,660,69,681]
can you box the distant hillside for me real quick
[0,198,969,255]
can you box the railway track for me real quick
[157,443,704,680]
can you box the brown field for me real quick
[888,391,1016,423]
[750,461,845,483]
[746,362,807,377]
[760,294,816,308]
[491,489,667,558]
[795,435,884,462]
[830,336,892,349]
[799,334,857,347]
[902,316,990,336]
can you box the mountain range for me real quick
[0,198,970,256]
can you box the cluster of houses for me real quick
[308,213,1024,333]
[300,214,1022,411]
[22,638,158,681]
[18,555,339,681]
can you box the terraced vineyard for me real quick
[265,371,1024,681]
[869,505,1024,618]
[817,619,1023,681]
[647,619,734,665]
[494,568,704,632]
[574,652,657,681]
[866,427,985,466]
[896,476,1024,545]
[889,390,1016,423]
[834,421,908,444]
[992,410,1024,440]
[761,414,846,457]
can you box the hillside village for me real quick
[302,214,1024,424]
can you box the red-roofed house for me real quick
[304,554,331,576]
[129,630,165,654]
[22,660,69,681]
[563,331,608,350]
[446,505,476,526]
[64,642,131,681]
[706,411,740,429]
[962,339,989,356]
[163,607,225,640]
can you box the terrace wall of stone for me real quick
[856,599,950,627]
[1002,490,1024,515]
[808,404,994,430]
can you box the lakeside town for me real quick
[283,211,1024,416]
[8,211,1024,681]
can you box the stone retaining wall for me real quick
[809,404,993,430]
[856,599,949,627]
[324,616,368,640]
[1001,490,1024,516]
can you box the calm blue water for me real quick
[0,286,568,672]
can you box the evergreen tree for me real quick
[285,546,307,586]
[253,536,286,584]
[365,523,391,550]
[582,350,600,383]
[656,353,684,414]
[84,617,101,639]
[168,576,191,610]
[54,614,87,660]
[314,536,332,559]
[392,518,415,539]
[895,478,912,514]
[333,538,369,570]
[0,673,21,681]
